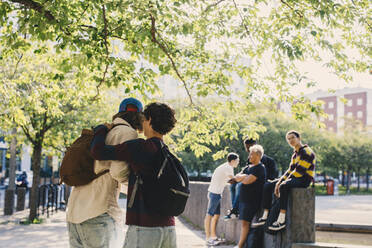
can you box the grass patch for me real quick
[20,218,44,225]
[315,184,372,195]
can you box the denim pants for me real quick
[229,182,242,211]
[262,177,310,211]
[68,213,124,248]
[123,225,177,248]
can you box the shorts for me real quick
[207,192,221,216]
[239,202,259,222]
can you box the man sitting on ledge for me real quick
[253,130,316,231]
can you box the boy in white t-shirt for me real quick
[204,153,240,246]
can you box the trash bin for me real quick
[326,179,334,195]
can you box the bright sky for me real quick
[293,62,372,95]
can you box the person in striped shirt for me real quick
[252,130,315,231]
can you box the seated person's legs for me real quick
[253,180,276,226]
[230,183,236,207]
[225,183,242,219]
[278,177,311,211]
[233,182,242,211]
[269,176,311,231]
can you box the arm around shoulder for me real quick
[108,127,138,183]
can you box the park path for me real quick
[1,194,372,247]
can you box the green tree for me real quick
[0,44,115,221]
[1,0,370,108]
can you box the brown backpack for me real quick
[59,123,128,186]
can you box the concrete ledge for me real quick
[182,182,316,246]
[316,223,372,234]
[293,242,372,248]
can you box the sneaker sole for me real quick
[268,224,286,231]
[251,222,265,227]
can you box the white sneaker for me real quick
[206,237,225,246]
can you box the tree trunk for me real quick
[4,128,17,215]
[28,143,42,221]
[367,168,370,191]
[323,171,327,187]
[341,170,345,186]
[8,128,17,191]
[346,169,351,194]
[357,168,360,192]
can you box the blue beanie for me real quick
[118,97,143,113]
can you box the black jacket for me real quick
[261,154,278,181]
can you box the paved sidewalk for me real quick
[0,209,234,248]
[315,195,372,225]
[1,195,371,247]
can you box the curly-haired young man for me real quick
[91,102,178,248]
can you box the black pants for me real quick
[262,177,310,211]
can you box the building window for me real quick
[328,102,334,109]
[328,114,334,121]
[347,100,353,107]
[347,112,353,118]
[357,111,363,118]
[357,98,363,106]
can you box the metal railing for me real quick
[36,184,68,218]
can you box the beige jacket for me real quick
[66,118,137,224]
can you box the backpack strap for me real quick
[159,140,186,187]
[95,169,110,178]
[128,174,142,208]
[110,123,129,130]
[94,123,128,181]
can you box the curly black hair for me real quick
[144,102,176,135]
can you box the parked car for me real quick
[2,171,33,190]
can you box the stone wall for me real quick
[181,182,315,247]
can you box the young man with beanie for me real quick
[204,153,239,246]
[91,102,177,248]
[254,130,315,231]
[67,97,143,248]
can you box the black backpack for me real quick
[128,140,190,216]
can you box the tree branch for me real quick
[280,0,303,18]
[10,0,55,21]
[10,54,23,79]
[20,124,36,146]
[149,14,194,105]
[92,5,109,102]
[204,0,226,13]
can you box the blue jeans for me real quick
[207,192,221,216]
[68,213,124,248]
[123,225,177,248]
[229,182,242,212]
